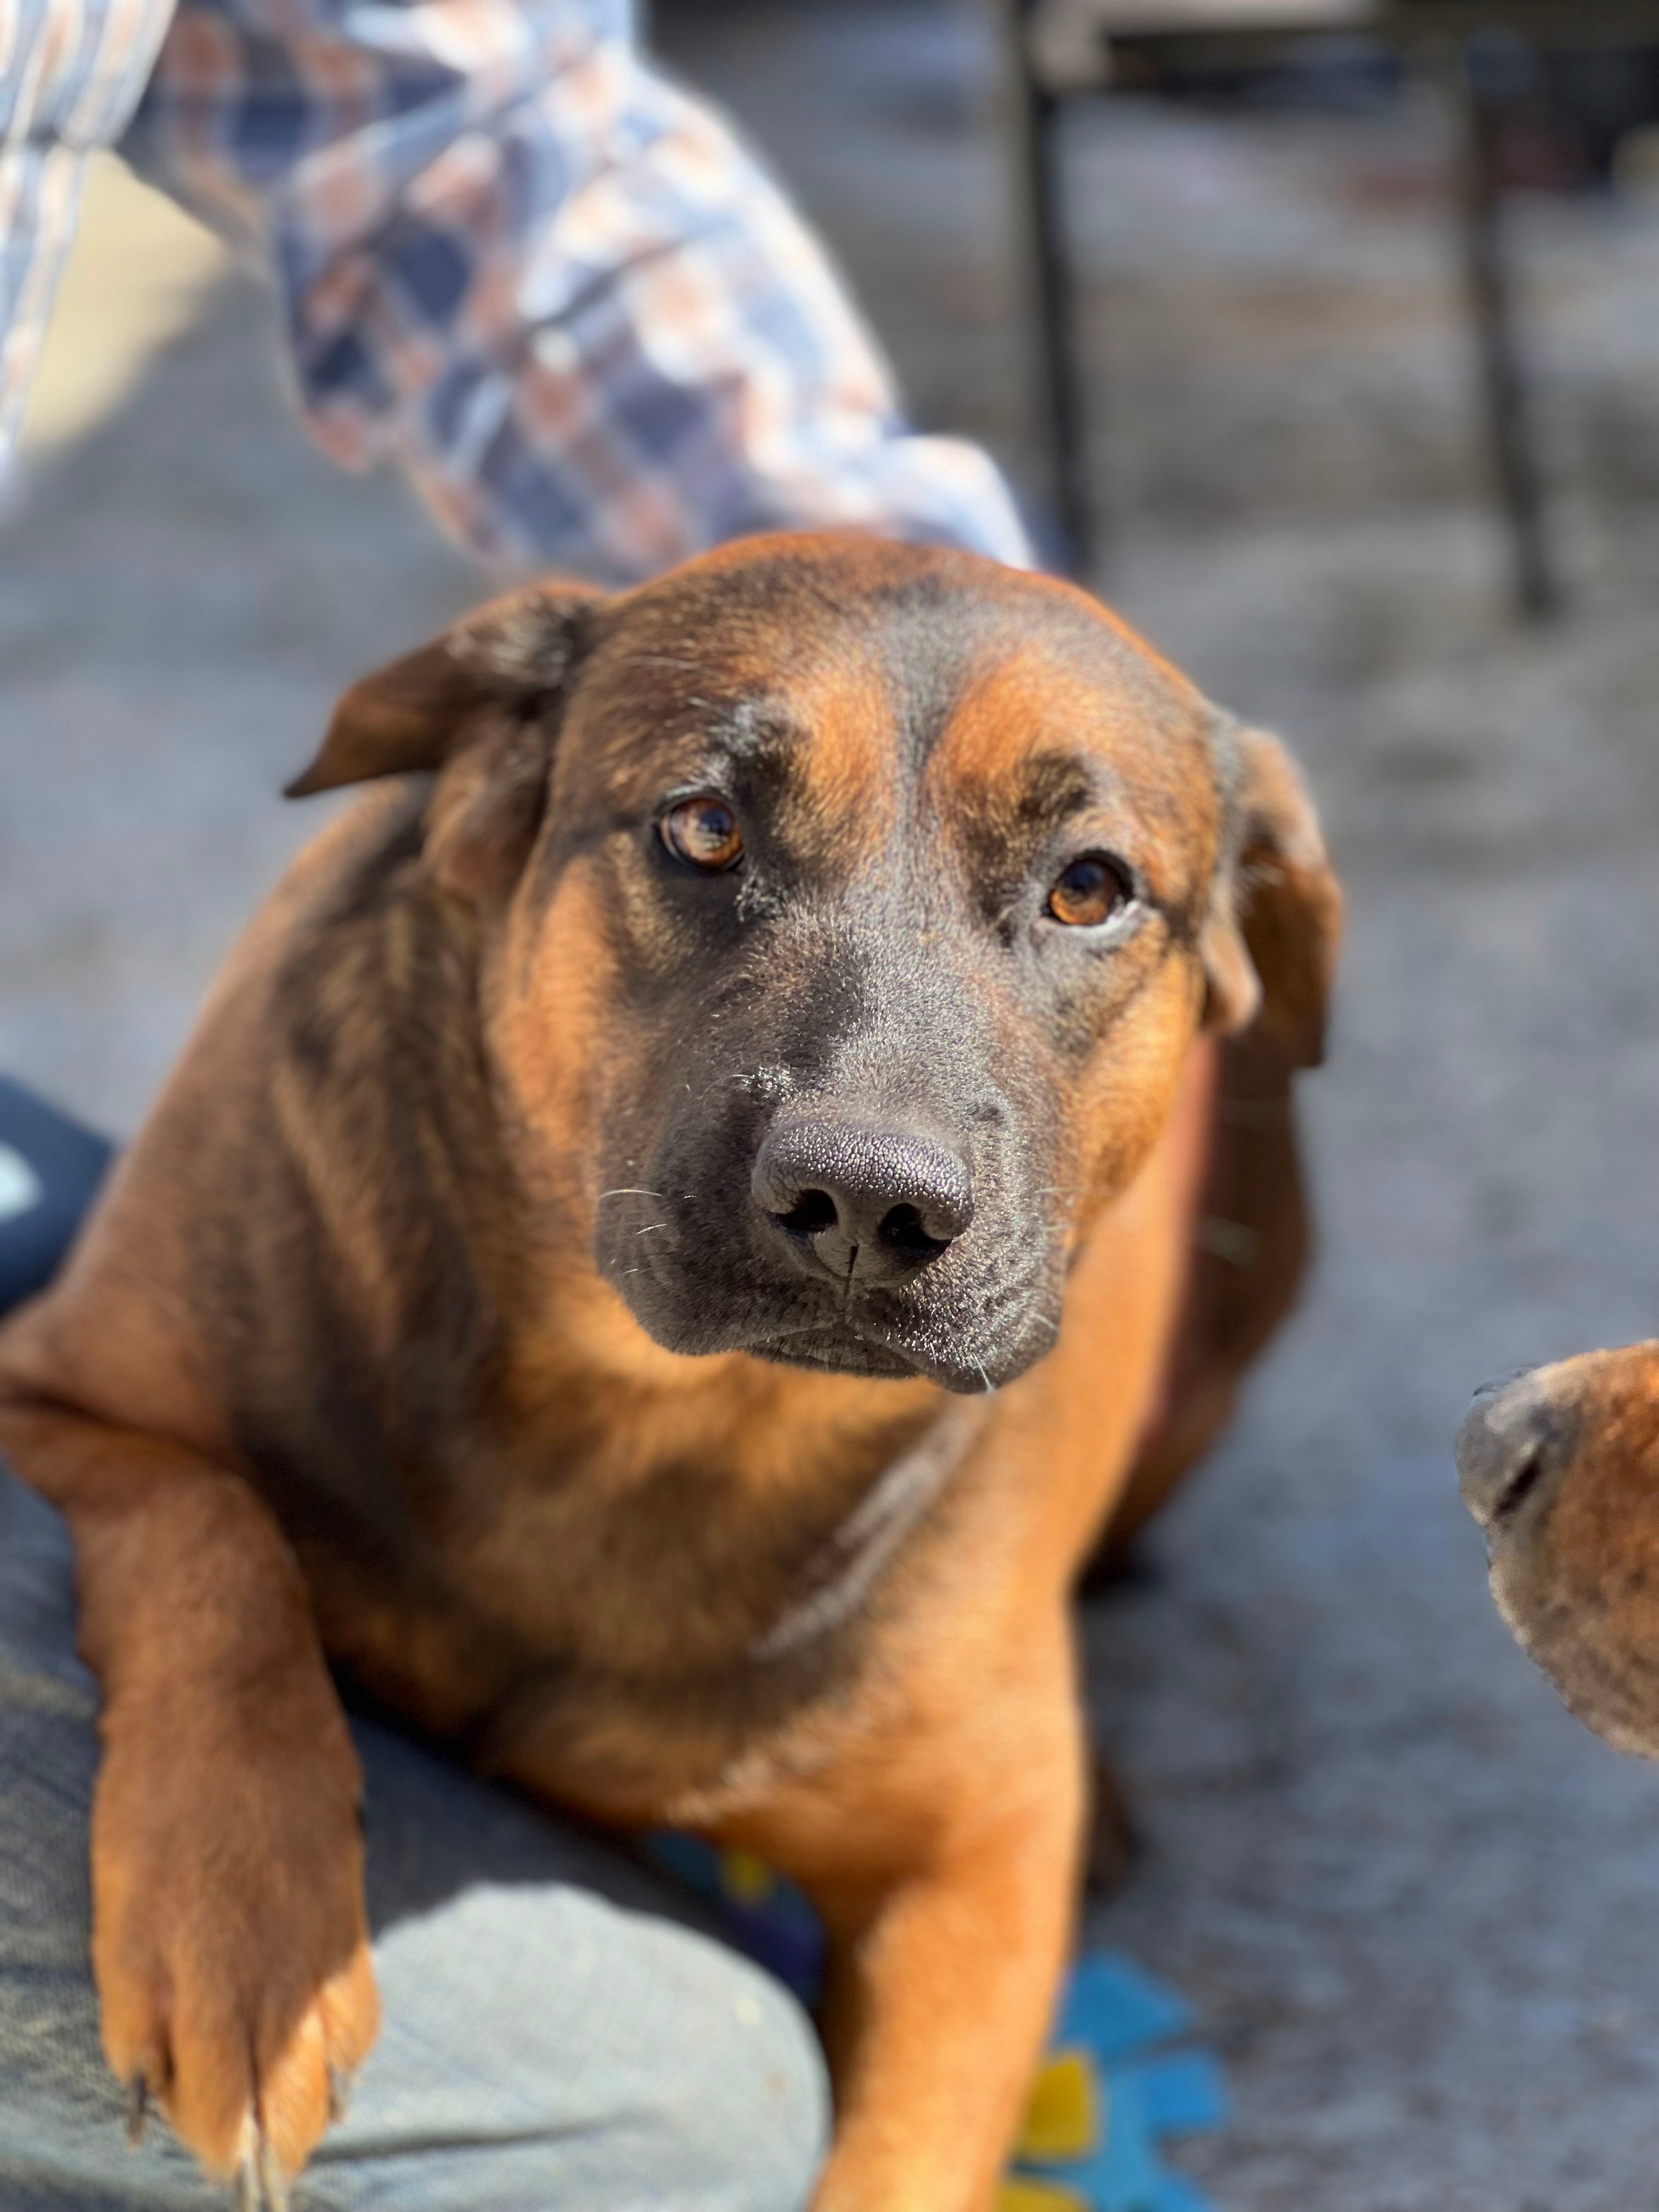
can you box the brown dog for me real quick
[1459,1345,1659,1757]
[0,534,1339,2211]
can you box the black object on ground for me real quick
[0,1078,114,1316]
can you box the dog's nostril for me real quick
[1456,1376,1577,1534]
[776,1188,838,1238]
[878,1202,949,1261]
[753,1113,973,1283]
[1491,1446,1547,1526]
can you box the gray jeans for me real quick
[0,1464,828,2210]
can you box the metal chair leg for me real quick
[1005,2,1097,577]
[1449,35,1562,620]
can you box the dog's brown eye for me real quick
[1048,855,1131,928]
[662,797,743,871]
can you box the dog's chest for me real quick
[325,1404,979,1819]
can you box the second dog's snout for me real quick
[1456,1373,1577,1534]
[753,1115,974,1284]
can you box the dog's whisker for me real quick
[613,653,703,676]
[597,1188,665,1203]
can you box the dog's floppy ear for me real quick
[285,581,604,901]
[1201,718,1342,1067]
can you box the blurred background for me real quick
[6,2,1659,2204]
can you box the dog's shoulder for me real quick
[0,784,479,1465]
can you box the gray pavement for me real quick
[6,3,1659,2207]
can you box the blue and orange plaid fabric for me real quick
[2,0,1031,578]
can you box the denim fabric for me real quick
[0,1462,828,2210]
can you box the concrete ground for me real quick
[6,3,1659,2206]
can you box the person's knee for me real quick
[344,1873,829,2211]
[635,1938,830,2212]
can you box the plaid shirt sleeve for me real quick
[116,0,1032,580]
[1,0,177,461]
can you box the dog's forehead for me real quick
[578,538,1215,821]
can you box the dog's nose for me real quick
[1456,1372,1577,1534]
[753,1114,974,1284]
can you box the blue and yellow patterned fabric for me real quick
[647,1835,1228,2212]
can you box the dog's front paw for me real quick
[90,1674,379,2206]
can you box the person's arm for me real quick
[120,0,1033,580]
[0,0,177,464]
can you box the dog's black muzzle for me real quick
[599,1082,1058,1393]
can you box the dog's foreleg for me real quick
[0,1401,377,2202]
[807,1632,1084,2212]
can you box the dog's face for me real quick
[1459,1344,1659,1756]
[294,537,1338,1394]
